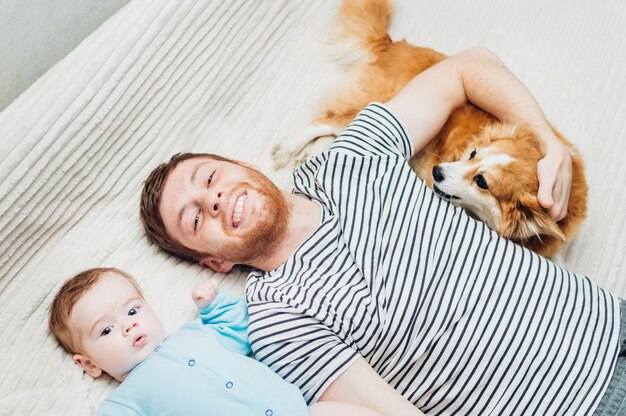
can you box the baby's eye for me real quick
[128,307,138,316]
[469,149,477,160]
[194,213,200,231]
[208,171,215,186]
[101,327,112,336]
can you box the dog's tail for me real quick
[329,0,394,69]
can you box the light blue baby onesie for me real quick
[97,291,309,416]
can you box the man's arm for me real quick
[385,47,571,220]
[318,356,424,416]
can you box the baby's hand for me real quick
[192,280,218,309]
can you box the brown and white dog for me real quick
[272,0,587,258]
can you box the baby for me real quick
[48,267,378,416]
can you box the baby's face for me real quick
[68,272,165,381]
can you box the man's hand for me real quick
[192,280,218,309]
[537,139,572,221]
[386,46,574,223]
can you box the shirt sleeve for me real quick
[247,299,360,405]
[329,102,414,160]
[198,291,251,355]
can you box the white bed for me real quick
[1,0,625,414]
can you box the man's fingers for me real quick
[537,184,554,209]
[536,160,555,208]
[551,179,569,221]
[532,137,572,222]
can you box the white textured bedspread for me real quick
[1,1,625,414]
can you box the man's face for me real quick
[159,157,290,270]
[69,273,165,381]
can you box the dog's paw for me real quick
[271,124,342,170]
[272,143,298,170]
[302,135,336,160]
[293,157,307,167]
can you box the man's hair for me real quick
[140,152,232,262]
[48,267,142,354]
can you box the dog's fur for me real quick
[273,0,587,257]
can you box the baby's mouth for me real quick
[133,335,146,348]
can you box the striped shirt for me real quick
[245,103,620,415]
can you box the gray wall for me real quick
[0,0,130,111]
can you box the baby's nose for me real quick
[124,321,138,334]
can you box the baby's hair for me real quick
[48,267,142,354]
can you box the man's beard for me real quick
[218,167,290,265]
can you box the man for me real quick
[140,47,623,415]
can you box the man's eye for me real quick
[101,327,112,336]
[469,149,477,160]
[128,307,138,316]
[475,174,489,190]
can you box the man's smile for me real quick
[230,191,248,229]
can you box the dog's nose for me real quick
[432,165,444,182]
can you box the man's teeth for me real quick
[233,194,246,227]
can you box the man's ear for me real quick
[73,354,103,379]
[233,159,260,171]
[199,257,235,273]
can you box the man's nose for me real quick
[202,190,223,218]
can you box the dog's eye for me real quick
[474,174,489,190]
[469,149,477,160]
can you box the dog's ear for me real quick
[499,194,566,242]
[479,123,521,145]
[446,126,475,145]
[473,125,496,147]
